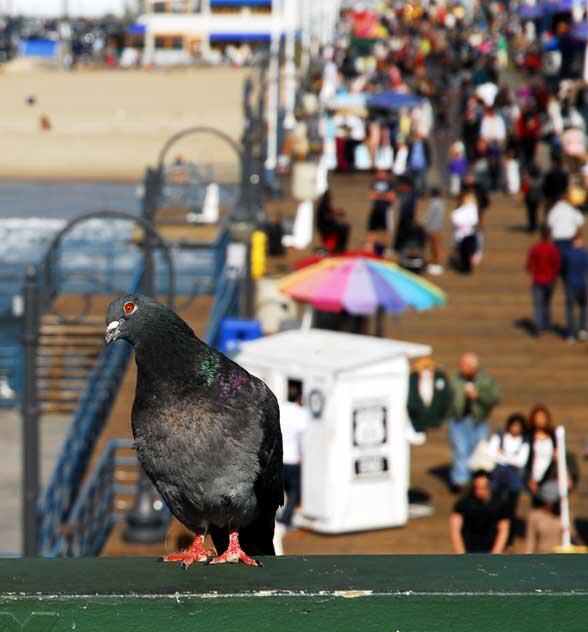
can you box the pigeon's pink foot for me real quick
[163,534,213,569]
[209,530,261,567]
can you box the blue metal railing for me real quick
[205,265,241,348]
[57,438,171,557]
[61,439,120,557]
[1,230,229,319]
[36,261,143,556]
[61,439,136,557]
[37,340,133,556]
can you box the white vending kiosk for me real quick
[235,329,431,534]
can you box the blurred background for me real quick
[0,0,587,561]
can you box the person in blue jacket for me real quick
[561,233,588,342]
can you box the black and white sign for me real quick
[352,403,387,448]
[354,455,389,477]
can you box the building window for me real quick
[153,2,166,13]
[155,36,166,49]
[172,37,184,50]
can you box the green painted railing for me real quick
[0,555,586,631]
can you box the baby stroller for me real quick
[398,224,427,274]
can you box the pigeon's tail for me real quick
[239,509,277,556]
[209,510,276,558]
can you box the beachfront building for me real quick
[127,0,341,66]
[6,0,135,18]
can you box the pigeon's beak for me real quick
[105,320,121,344]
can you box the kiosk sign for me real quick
[352,401,389,479]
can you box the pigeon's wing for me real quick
[213,353,284,510]
[254,381,284,509]
[208,355,284,557]
[210,378,283,557]
[246,382,284,556]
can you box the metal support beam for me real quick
[123,171,172,545]
[141,167,163,298]
[21,266,40,557]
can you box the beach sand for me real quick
[0,66,248,182]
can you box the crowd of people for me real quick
[276,348,580,554]
[0,15,127,67]
[408,351,580,554]
[272,0,588,555]
[307,2,588,340]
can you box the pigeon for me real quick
[105,294,283,567]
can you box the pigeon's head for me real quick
[105,294,176,345]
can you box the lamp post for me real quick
[264,0,281,195]
[236,78,262,318]
[283,0,297,133]
[123,169,171,545]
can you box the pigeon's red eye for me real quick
[124,302,135,315]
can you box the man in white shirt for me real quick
[547,199,584,248]
[480,108,507,144]
[480,107,506,191]
[278,388,310,527]
[451,190,479,273]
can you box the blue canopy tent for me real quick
[326,93,368,111]
[571,21,588,42]
[518,4,544,19]
[542,0,574,13]
[18,38,58,59]
[367,91,423,110]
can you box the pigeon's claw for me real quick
[209,530,261,567]
[163,534,213,569]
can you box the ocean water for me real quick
[0,181,142,314]
[0,181,140,220]
[0,180,220,403]
[0,179,227,314]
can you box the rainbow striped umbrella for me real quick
[277,256,446,316]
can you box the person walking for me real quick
[367,169,395,240]
[488,413,530,527]
[547,197,584,261]
[541,157,569,220]
[408,132,430,197]
[449,352,500,491]
[316,189,350,253]
[393,176,417,253]
[561,234,588,341]
[450,188,479,274]
[526,225,560,335]
[526,405,556,497]
[277,385,310,532]
[521,164,543,233]
[424,186,445,275]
